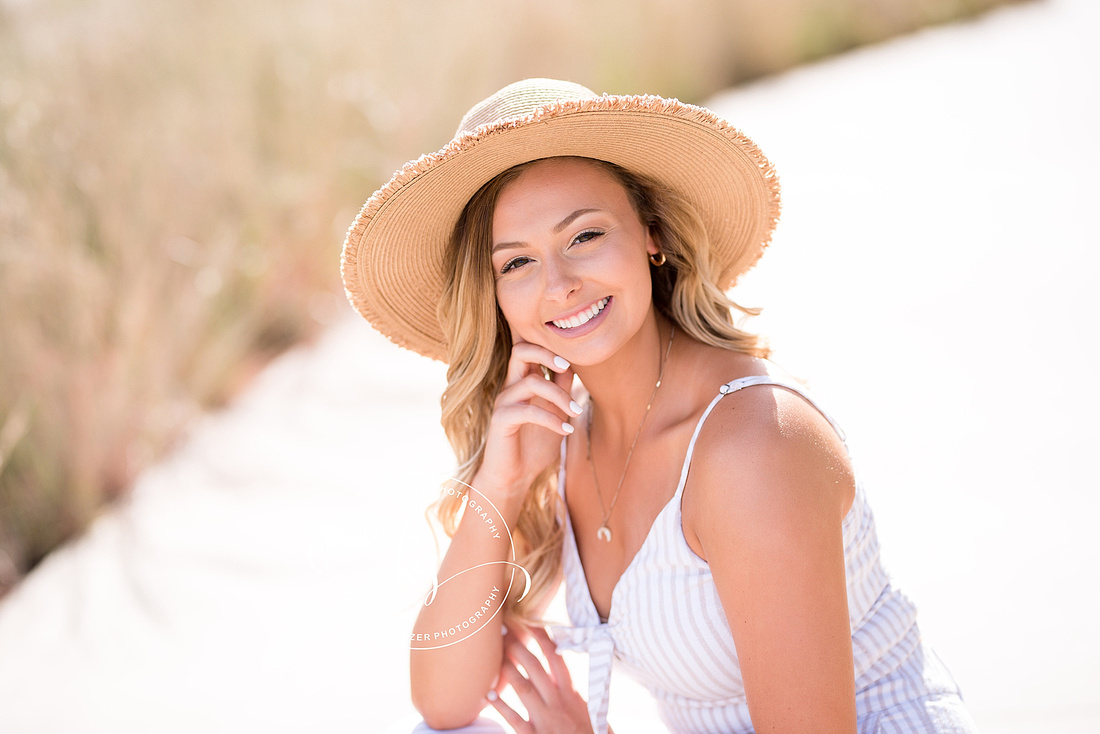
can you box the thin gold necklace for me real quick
[585,324,675,543]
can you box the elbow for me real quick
[413,693,486,731]
[412,677,490,731]
[409,630,503,728]
[419,713,480,732]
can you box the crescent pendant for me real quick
[597,525,613,543]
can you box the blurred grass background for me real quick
[0,0,1020,597]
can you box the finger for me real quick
[488,690,531,734]
[529,625,575,690]
[489,660,507,698]
[552,363,575,394]
[500,658,543,709]
[503,620,531,645]
[495,373,582,421]
[503,632,558,703]
[494,403,575,437]
[504,342,570,386]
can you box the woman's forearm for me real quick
[410,477,526,729]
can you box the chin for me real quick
[551,335,623,368]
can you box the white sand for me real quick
[1,0,1097,731]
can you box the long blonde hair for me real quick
[434,157,769,625]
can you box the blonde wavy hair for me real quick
[433,157,769,626]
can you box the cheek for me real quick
[616,247,654,299]
[493,284,515,322]
[494,284,531,337]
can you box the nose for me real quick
[542,253,582,302]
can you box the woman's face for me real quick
[490,158,659,366]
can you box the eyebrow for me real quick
[491,208,601,254]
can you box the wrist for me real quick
[467,472,529,524]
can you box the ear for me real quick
[645,225,661,257]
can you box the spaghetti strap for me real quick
[672,389,728,495]
[674,375,848,500]
[717,375,847,445]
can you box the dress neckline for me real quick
[564,475,687,624]
[559,374,851,625]
[562,383,722,624]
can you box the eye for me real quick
[572,229,603,246]
[500,255,533,274]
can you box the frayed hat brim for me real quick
[341,83,780,362]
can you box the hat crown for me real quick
[455,78,599,138]
[344,77,779,362]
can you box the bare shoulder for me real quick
[672,348,860,729]
[682,376,856,560]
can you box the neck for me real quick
[574,310,672,445]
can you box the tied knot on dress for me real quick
[548,622,617,734]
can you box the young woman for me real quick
[343,79,976,734]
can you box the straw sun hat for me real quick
[341,78,780,362]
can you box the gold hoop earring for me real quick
[649,251,666,267]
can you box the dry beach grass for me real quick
[0,0,1019,593]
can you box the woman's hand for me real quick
[489,624,593,734]
[474,341,579,500]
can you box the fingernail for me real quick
[569,400,582,415]
[562,422,574,434]
[553,356,570,370]
[487,690,498,702]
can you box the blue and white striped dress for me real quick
[549,376,976,734]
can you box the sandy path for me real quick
[1,0,1097,731]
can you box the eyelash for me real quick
[500,256,532,274]
[572,229,603,245]
[498,230,604,275]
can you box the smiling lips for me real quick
[550,297,610,330]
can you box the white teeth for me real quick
[552,297,609,329]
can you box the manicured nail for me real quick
[553,356,570,370]
[569,401,582,415]
[487,690,498,702]
[562,422,574,434]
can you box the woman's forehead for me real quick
[493,158,632,229]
